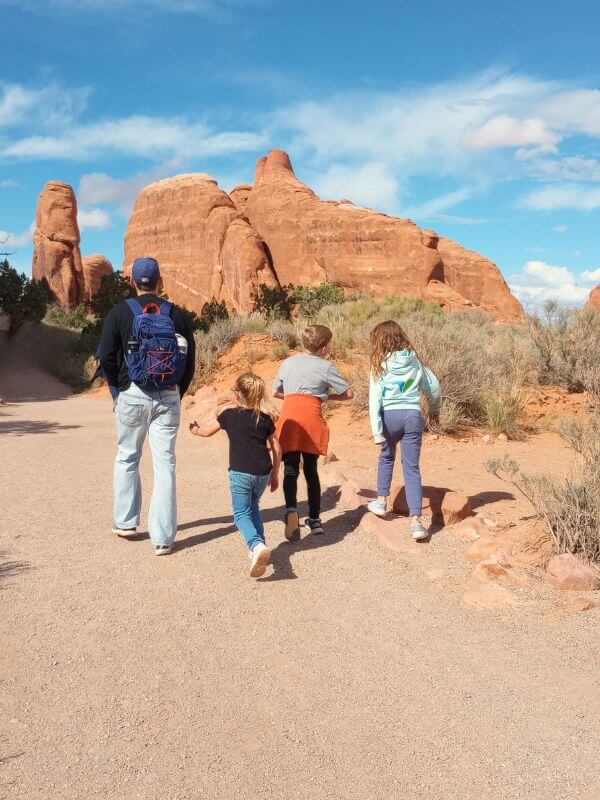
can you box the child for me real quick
[273,324,354,540]
[367,320,442,540]
[190,373,281,578]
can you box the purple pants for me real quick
[377,409,423,516]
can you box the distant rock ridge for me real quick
[36,151,524,321]
[585,284,600,312]
[32,182,113,307]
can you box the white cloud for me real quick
[312,162,400,210]
[0,178,20,188]
[0,81,89,129]
[0,221,35,248]
[540,89,600,137]
[78,208,112,230]
[553,225,567,232]
[1,115,266,161]
[78,160,182,216]
[521,184,600,210]
[581,267,600,283]
[463,115,559,151]
[522,154,600,182]
[509,259,591,307]
[406,187,473,220]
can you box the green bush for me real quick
[0,259,48,333]
[194,298,229,333]
[252,283,295,319]
[292,282,346,317]
[45,303,90,330]
[89,270,136,322]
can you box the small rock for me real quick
[323,452,339,464]
[452,515,491,543]
[545,553,600,591]
[359,514,416,553]
[339,480,363,511]
[466,534,513,563]
[440,491,472,525]
[497,433,508,443]
[460,582,520,611]
[471,559,534,589]
[561,598,596,614]
[482,434,494,444]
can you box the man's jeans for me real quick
[229,470,270,551]
[114,383,180,546]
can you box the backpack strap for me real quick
[159,300,173,317]
[126,298,144,316]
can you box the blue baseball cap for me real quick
[131,257,160,286]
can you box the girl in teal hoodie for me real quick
[368,320,442,539]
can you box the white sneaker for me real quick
[250,542,271,578]
[410,518,429,541]
[112,527,138,539]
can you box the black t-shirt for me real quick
[217,407,275,476]
[96,293,196,395]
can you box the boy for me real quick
[273,324,353,539]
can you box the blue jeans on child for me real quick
[377,409,424,516]
[229,471,270,551]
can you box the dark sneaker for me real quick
[155,544,173,556]
[305,517,324,535]
[284,508,300,541]
[112,527,138,539]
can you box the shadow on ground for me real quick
[0,551,30,587]
[0,412,81,436]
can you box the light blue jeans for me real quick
[229,470,270,551]
[114,383,180,546]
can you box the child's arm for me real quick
[268,433,282,492]
[420,366,442,422]
[327,364,354,401]
[272,364,285,399]
[369,373,385,444]
[189,420,221,437]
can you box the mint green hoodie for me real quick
[369,350,442,443]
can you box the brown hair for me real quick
[302,324,332,354]
[369,320,413,379]
[235,372,265,420]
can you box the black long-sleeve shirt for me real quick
[96,293,196,396]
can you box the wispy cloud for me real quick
[0,221,35,249]
[521,184,600,211]
[0,0,268,16]
[78,160,183,216]
[581,266,600,283]
[0,81,89,130]
[78,208,112,230]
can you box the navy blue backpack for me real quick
[124,299,187,389]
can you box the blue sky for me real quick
[1,0,600,307]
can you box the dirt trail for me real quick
[1,357,599,799]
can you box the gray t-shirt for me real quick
[273,354,350,401]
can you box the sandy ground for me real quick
[1,343,599,799]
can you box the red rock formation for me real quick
[585,284,600,311]
[121,150,523,321]
[32,181,84,308]
[81,254,113,303]
[244,150,523,322]
[123,173,278,314]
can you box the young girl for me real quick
[368,320,442,540]
[190,373,282,578]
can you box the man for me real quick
[97,257,195,555]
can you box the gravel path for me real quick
[1,367,599,799]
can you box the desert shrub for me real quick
[244,312,268,333]
[292,282,346,317]
[266,318,299,348]
[190,315,260,391]
[0,259,48,333]
[45,303,90,330]
[272,342,290,360]
[90,271,135,322]
[194,298,229,333]
[252,283,295,319]
[526,302,600,390]
[482,386,527,438]
[244,344,263,366]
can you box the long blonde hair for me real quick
[235,372,265,420]
[370,320,413,379]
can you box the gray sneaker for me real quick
[410,518,429,541]
[367,500,387,517]
[112,527,138,539]
[305,517,324,535]
[155,544,173,556]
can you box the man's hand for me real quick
[269,471,279,492]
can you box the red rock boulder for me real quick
[81,254,113,303]
[391,484,472,525]
[32,181,84,308]
[585,284,600,312]
[545,553,600,591]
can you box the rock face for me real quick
[81,254,113,303]
[123,174,278,314]
[32,182,84,308]
[585,284,600,312]
[116,149,522,319]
